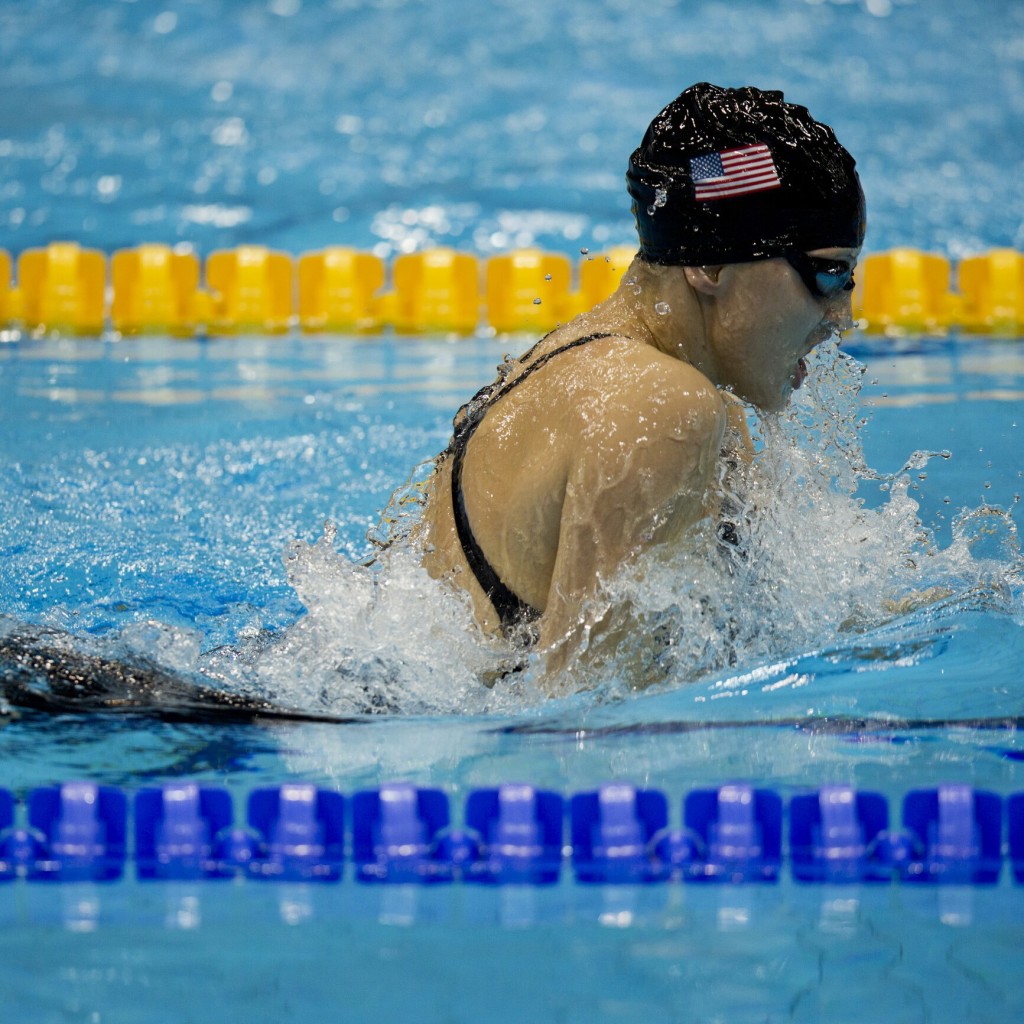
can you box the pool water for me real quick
[2,333,1023,1023]
[2,0,1024,1021]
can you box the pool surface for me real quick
[2,0,1024,1021]
[2,330,1023,1022]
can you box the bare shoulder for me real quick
[570,336,727,446]
[546,336,729,610]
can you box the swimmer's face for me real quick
[700,246,860,412]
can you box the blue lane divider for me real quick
[791,785,891,884]
[1011,792,1024,884]
[463,784,563,884]
[135,784,229,881]
[571,784,667,883]
[249,784,345,882]
[0,781,1021,886]
[22,782,127,882]
[900,784,1003,884]
[352,782,452,883]
[685,784,783,883]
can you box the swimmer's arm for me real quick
[838,585,953,633]
[538,381,726,686]
[721,391,755,463]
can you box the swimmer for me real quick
[414,83,866,686]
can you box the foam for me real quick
[213,337,1022,715]
[203,523,540,716]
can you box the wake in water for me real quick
[203,338,1023,713]
[583,343,1021,693]
[3,340,1020,722]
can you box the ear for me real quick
[683,264,726,295]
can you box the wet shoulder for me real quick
[567,335,726,437]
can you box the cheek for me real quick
[750,276,816,340]
[783,302,826,351]
[756,308,814,365]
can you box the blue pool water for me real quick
[2,0,1024,1022]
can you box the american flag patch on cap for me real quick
[689,144,781,201]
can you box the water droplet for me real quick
[654,301,671,316]
[533,297,542,305]
[579,248,589,256]
[544,273,552,281]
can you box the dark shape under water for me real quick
[0,624,358,725]
[2,623,1021,740]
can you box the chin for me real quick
[751,386,790,414]
[730,376,791,413]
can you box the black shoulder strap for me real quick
[449,333,623,635]
[450,428,537,631]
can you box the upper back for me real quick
[456,331,727,612]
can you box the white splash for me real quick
[207,341,1021,714]
[564,342,1022,697]
[209,521,541,716]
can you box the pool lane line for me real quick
[499,714,1024,737]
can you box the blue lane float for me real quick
[21,782,127,882]
[790,785,891,884]
[352,783,452,884]
[684,785,783,884]
[134,784,232,881]
[1011,792,1024,884]
[900,784,1003,885]
[463,784,563,885]
[0,780,1021,886]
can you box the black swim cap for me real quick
[626,83,866,266]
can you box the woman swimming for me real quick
[414,83,866,686]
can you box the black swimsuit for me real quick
[446,333,622,637]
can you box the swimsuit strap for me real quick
[451,431,537,633]
[449,332,624,637]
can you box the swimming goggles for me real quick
[784,250,856,300]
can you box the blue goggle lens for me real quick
[784,251,855,300]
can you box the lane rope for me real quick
[1,243,1022,337]
[2,779,1020,886]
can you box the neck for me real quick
[596,257,717,380]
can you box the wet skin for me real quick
[680,247,860,412]
[417,248,860,686]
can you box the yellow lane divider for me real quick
[1,242,1022,337]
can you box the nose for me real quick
[824,289,855,332]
